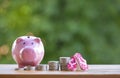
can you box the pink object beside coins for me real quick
[67,53,88,71]
[12,36,44,68]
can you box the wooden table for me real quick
[0,64,120,78]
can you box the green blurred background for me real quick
[0,0,120,64]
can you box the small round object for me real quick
[59,57,70,71]
[35,64,48,71]
[59,57,70,64]
[15,68,23,71]
[24,65,34,71]
[48,61,59,71]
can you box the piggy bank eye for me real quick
[23,42,26,45]
[27,36,30,38]
[31,42,34,45]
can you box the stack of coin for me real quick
[59,57,70,71]
[48,61,59,71]
[35,64,48,71]
[24,65,34,71]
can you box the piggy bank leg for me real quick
[18,64,25,68]
[15,64,25,71]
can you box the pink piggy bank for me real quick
[12,36,44,68]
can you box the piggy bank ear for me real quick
[16,38,23,44]
[34,38,41,43]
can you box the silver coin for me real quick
[48,61,59,64]
[59,57,70,71]
[24,65,34,71]
[35,64,48,71]
[59,57,70,64]
[48,61,59,71]
[15,68,24,71]
[60,64,68,71]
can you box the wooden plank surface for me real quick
[0,64,120,78]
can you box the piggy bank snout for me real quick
[20,47,36,62]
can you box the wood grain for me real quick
[0,64,120,78]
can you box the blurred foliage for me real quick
[0,0,120,64]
